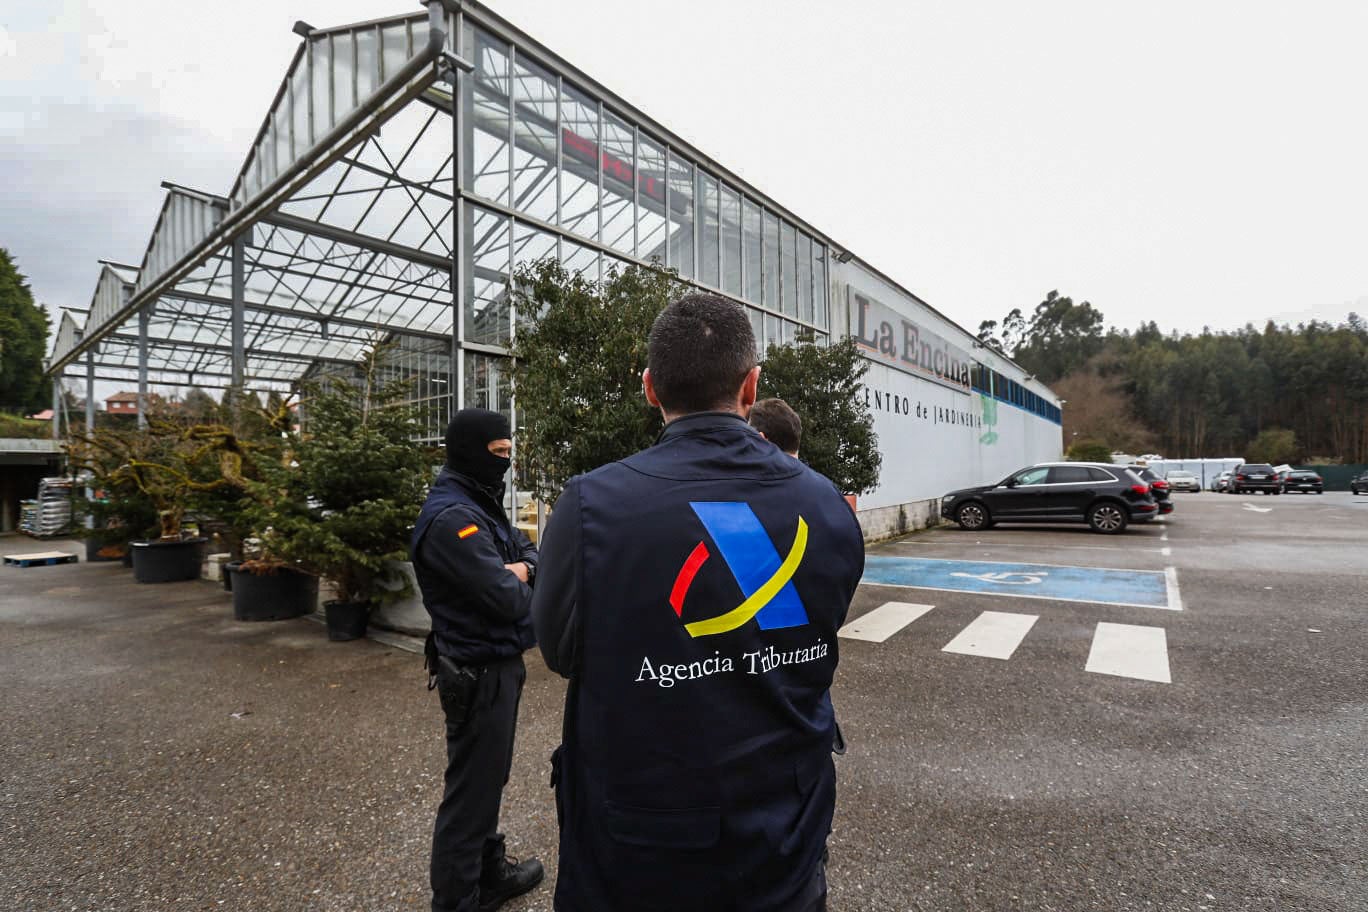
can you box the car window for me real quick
[1087,467,1116,482]
[1012,467,1050,486]
[1048,466,1094,484]
[1242,464,1275,473]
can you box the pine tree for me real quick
[0,248,53,414]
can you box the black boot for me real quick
[478,834,544,912]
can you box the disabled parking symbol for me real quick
[950,570,1049,586]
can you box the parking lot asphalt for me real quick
[1,490,1364,911]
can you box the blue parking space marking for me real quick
[862,556,1178,610]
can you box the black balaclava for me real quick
[444,408,512,496]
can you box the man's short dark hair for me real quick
[749,398,802,455]
[647,293,757,414]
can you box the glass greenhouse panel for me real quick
[601,110,635,256]
[636,134,667,263]
[667,153,694,280]
[699,173,720,289]
[559,82,599,241]
[721,186,742,297]
[511,53,558,224]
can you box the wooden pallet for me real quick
[2,551,78,568]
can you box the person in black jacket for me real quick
[411,408,544,912]
[532,295,865,912]
[749,396,802,458]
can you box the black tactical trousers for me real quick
[431,654,527,912]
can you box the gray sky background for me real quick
[3,0,1367,347]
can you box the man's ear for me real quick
[642,368,662,409]
[738,366,761,411]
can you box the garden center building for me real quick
[45,0,1062,537]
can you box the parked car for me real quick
[1351,472,1368,495]
[1126,465,1174,515]
[1212,470,1233,492]
[1229,463,1281,494]
[941,463,1159,534]
[1164,470,1200,493]
[1280,470,1324,494]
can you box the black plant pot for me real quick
[228,566,317,621]
[324,600,371,641]
[131,538,206,583]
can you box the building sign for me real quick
[848,286,973,394]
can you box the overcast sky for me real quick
[3,0,1367,345]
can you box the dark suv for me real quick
[941,463,1159,534]
[1280,470,1323,494]
[1352,473,1368,496]
[1230,464,1280,495]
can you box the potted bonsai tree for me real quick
[67,417,224,581]
[118,416,253,583]
[265,345,432,640]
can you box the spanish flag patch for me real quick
[457,524,479,539]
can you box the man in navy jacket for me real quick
[412,408,544,912]
[532,295,866,912]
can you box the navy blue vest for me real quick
[411,469,533,662]
[555,413,865,912]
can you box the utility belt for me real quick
[425,632,522,727]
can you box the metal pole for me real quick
[137,306,150,430]
[85,352,95,432]
[451,7,465,424]
[84,352,95,530]
[50,378,59,441]
[231,233,247,396]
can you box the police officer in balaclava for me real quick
[411,408,543,912]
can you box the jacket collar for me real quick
[436,467,510,524]
[656,410,755,444]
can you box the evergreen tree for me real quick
[0,248,53,414]
[757,334,882,495]
[510,258,684,503]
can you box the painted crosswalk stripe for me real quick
[1086,622,1171,683]
[941,611,1038,660]
[838,602,934,643]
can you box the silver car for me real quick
[1212,471,1233,492]
[1165,470,1201,493]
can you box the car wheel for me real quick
[1087,502,1128,534]
[956,502,989,531]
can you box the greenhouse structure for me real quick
[46,0,1062,535]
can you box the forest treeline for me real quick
[977,292,1368,463]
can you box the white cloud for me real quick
[3,0,1367,341]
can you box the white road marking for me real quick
[1165,567,1183,612]
[1160,546,1172,557]
[1160,529,1169,542]
[942,611,1038,660]
[1086,623,1171,683]
[1243,503,1272,513]
[838,602,933,643]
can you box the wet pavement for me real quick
[1,491,1365,911]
